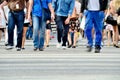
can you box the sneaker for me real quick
[16,47,21,51]
[62,46,66,50]
[56,43,61,48]
[86,45,92,52]
[95,46,101,53]
[6,45,13,50]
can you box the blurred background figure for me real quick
[68,0,81,48]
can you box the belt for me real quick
[10,10,23,12]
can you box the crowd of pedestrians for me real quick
[0,0,120,53]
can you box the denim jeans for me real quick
[55,16,69,46]
[32,15,45,48]
[85,11,103,47]
[8,10,24,48]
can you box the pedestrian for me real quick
[107,0,120,48]
[41,0,55,48]
[21,7,31,50]
[0,0,29,51]
[0,5,6,41]
[80,0,108,53]
[52,0,75,49]
[68,0,81,48]
[27,0,44,51]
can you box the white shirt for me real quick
[75,1,81,14]
[87,0,100,11]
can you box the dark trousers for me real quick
[55,16,69,46]
[8,10,24,48]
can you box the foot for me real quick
[6,45,13,50]
[68,44,72,48]
[62,46,66,50]
[95,45,101,53]
[72,46,76,48]
[86,45,92,52]
[113,44,120,48]
[33,47,38,51]
[16,47,21,51]
[56,43,61,48]
[39,48,44,51]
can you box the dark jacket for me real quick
[80,0,108,13]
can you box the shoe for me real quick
[113,44,120,48]
[56,43,61,48]
[68,44,72,48]
[33,47,38,51]
[86,46,92,52]
[62,46,66,50]
[16,47,21,51]
[39,48,44,51]
[72,46,76,48]
[6,45,13,50]
[46,45,49,47]
[95,45,101,53]
[21,48,25,50]
[5,43,8,46]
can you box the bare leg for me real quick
[22,26,28,49]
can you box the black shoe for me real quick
[68,44,72,48]
[34,47,38,51]
[46,45,49,47]
[21,48,25,50]
[86,46,92,52]
[72,46,76,48]
[95,46,101,53]
[39,48,44,51]
[16,47,21,51]
[113,44,120,48]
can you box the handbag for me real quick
[105,15,114,23]
[80,16,86,30]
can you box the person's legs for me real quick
[32,15,41,50]
[45,21,51,47]
[0,29,2,41]
[73,30,78,48]
[67,29,72,48]
[85,11,93,48]
[39,17,45,50]
[15,11,24,50]
[93,11,103,53]
[55,16,63,44]
[7,11,15,47]
[22,26,28,49]
[113,25,119,48]
[62,17,69,47]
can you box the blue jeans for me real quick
[32,15,45,48]
[55,16,69,46]
[85,11,103,47]
[8,10,24,48]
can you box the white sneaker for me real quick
[6,45,13,50]
[56,43,61,48]
[62,46,66,50]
